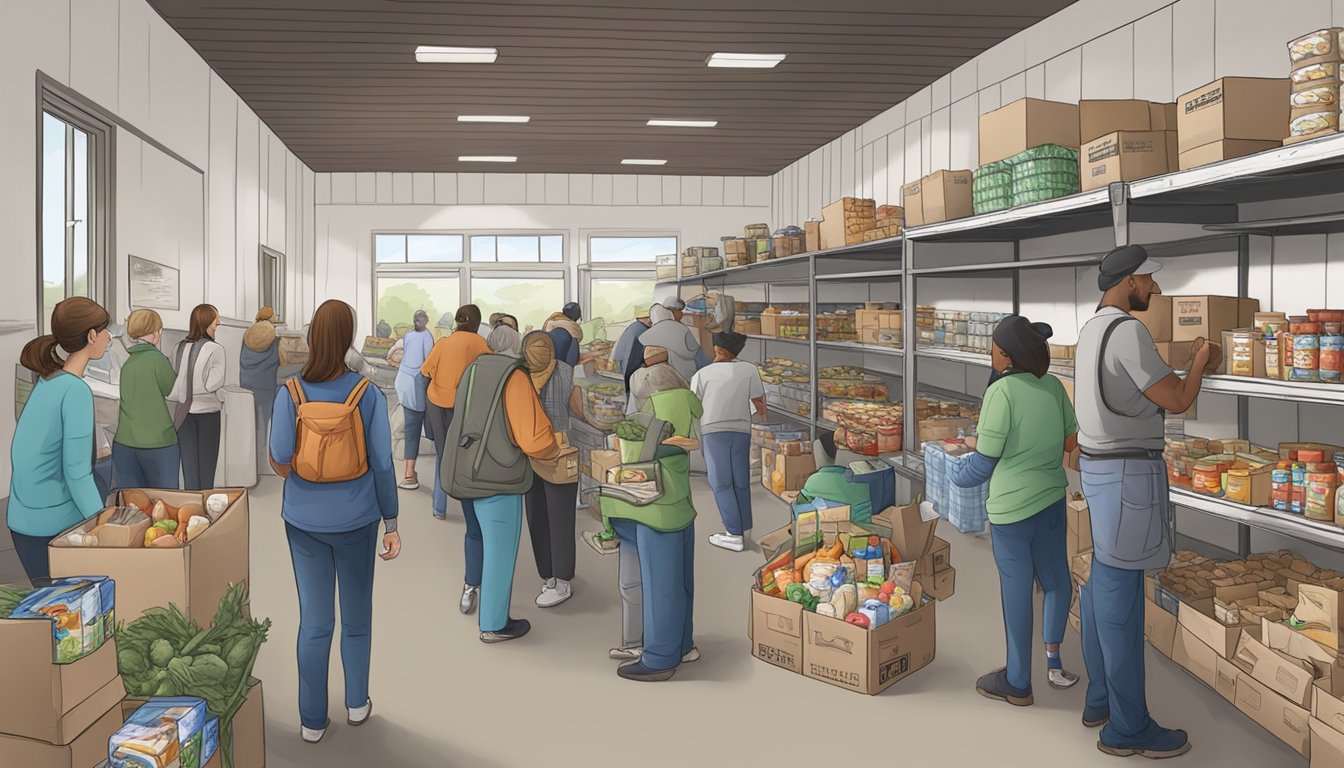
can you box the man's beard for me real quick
[1129,289,1150,312]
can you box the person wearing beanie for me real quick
[611,307,654,394]
[562,302,582,322]
[627,345,691,416]
[639,304,707,385]
[241,307,282,476]
[690,330,765,552]
[542,306,584,367]
[946,315,1082,712]
[1068,245,1211,759]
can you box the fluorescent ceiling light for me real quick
[622,159,667,166]
[647,119,718,128]
[416,46,498,64]
[706,52,786,69]
[458,115,530,123]
[458,156,516,163]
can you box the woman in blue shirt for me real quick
[394,310,434,490]
[8,297,112,584]
[269,299,400,745]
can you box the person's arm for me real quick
[569,385,586,420]
[1110,323,1202,414]
[202,345,226,394]
[950,385,1008,488]
[750,367,767,418]
[269,387,296,478]
[420,339,442,379]
[949,451,999,488]
[363,388,399,533]
[504,371,561,459]
[1059,378,1080,468]
[155,352,178,396]
[1141,338,1211,414]
[62,386,104,519]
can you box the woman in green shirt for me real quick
[949,316,1080,707]
[112,309,179,489]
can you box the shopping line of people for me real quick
[7,243,1207,757]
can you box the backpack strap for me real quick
[285,377,308,407]
[1096,314,1164,419]
[344,377,371,408]
[639,418,671,462]
[471,357,526,477]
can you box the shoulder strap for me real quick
[471,357,526,476]
[640,418,670,462]
[1096,315,1154,418]
[344,377,371,407]
[286,377,307,406]
[180,340,203,410]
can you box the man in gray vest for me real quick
[1074,244,1212,760]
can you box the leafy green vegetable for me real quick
[614,419,648,441]
[0,585,33,619]
[150,638,176,668]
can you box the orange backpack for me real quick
[285,377,371,483]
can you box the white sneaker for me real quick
[301,720,329,744]
[397,477,419,490]
[536,579,573,608]
[709,532,745,552]
[1048,668,1080,689]
[459,584,479,615]
[347,698,372,726]
[610,645,643,661]
[682,646,701,663]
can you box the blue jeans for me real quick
[474,494,523,633]
[112,443,181,490]
[427,404,453,516]
[703,431,752,535]
[285,521,378,730]
[990,497,1070,691]
[1082,558,1163,747]
[463,498,482,587]
[403,407,426,461]
[611,519,695,671]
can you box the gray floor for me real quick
[0,466,1301,767]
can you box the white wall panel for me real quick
[1026,64,1047,100]
[484,173,527,204]
[1081,26,1135,99]
[458,173,485,204]
[977,31,1027,89]
[331,173,356,204]
[526,173,545,205]
[920,117,933,178]
[612,175,637,205]
[906,86,933,121]
[930,108,952,172]
[1216,0,1331,79]
[638,175,662,206]
[860,143,874,199]
[392,173,413,204]
[951,62,978,103]
[315,173,332,205]
[70,0,119,110]
[592,174,613,205]
[206,75,237,313]
[931,75,951,112]
[949,97,979,171]
[872,139,888,206]
[375,172,393,203]
[1274,236,1329,312]
[1044,48,1083,103]
[1133,8,1176,102]
[1172,0,1217,97]
[267,134,286,247]
[745,176,771,208]
[235,108,260,316]
[903,126,922,186]
[434,173,458,205]
[840,131,856,199]
[997,74,1025,107]
[411,173,433,204]
[678,176,700,206]
[702,176,724,207]
[570,174,595,205]
[884,128,905,202]
[117,0,150,127]
[546,174,570,204]
[355,172,375,204]
[148,14,209,168]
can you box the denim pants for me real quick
[252,390,274,472]
[285,521,378,731]
[611,519,695,671]
[10,530,52,585]
[112,442,181,490]
[179,411,221,490]
[475,494,523,633]
[463,498,482,587]
[403,407,426,461]
[703,431,752,535]
[989,497,1070,691]
[618,537,643,647]
[1081,558,1160,747]
[426,403,453,516]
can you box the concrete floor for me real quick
[229,458,1301,768]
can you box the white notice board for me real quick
[128,255,180,311]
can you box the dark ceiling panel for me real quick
[147,0,1078,175]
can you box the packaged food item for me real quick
[1335,453,1344,526]
[1266,335,1282,380]
[1290,29,1343,65]
[1307,470,1338,521]
[1293,332,1321,381]
[1322,335,1344,381]
[109,697,207,768]
[1290,111,1338,138]
[1292,63,1338,86]
[1273,462,1293,511]
[9,576,115,663]
[1293,460,1308,513]
[1292,84,1340,108]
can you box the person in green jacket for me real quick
[599,385,703,682]
[112,309,180,489]
[8,297,113,583]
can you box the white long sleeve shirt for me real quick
[168,340,227,414]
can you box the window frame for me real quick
[37,82,115,332]
[582,230,679,267]
[259,245,285,324]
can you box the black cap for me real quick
[562,302,582,321]
[1098,244,1162,291]
[712,331,747,356]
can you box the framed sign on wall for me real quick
[128,255,179,311]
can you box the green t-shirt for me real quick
[974,373,1077,525]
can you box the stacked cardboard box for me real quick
[1286,29,1344,146]
[979,98,1081,165]
[856,303,902,347]
[770,229,806,259]
[820,197,877,249]
[974,98,1083,210]
[862,205,904,241]
[1177,77,1289,169]
[1079,99,1179,191]
[903,171,974,227]
[1067,493,1091,634]
[804,220,823,253]
[723,237,752,268]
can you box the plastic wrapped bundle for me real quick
[922,442,949,515]
[1006,145,1080,207]
[973,161,1013,215]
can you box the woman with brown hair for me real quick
[112,308,179,489]
[168,304,226,490]
[269,299,399,744]
[419,304,489,611]
[8,297,112,583]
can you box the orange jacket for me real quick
[503,370,559,458]
[421,331,490,408]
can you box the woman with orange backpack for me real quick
[269,300,400,745]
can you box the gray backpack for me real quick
[440,354,534,499]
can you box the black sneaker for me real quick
[975,668,1034,706]
[480,618,531,644]
[1082,705,1110,728]
[617,661,677,682]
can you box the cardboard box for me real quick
[1133,294,1173,342]
[801,597,936,695]
[760,312,809,339]
[748,588,805,675]
[1079,99,1176,143]
[1067,494,1092,557]
[589,449,620,483]
[1173,626,1220,688]
[1154,341,1200,371]
[928,536,951,572]
[820,198,876,249]
[921,170,974,224]
[1235,631,1321,708]
[1296,584,1344,651]
[979,98,1082,165]
[926,566,956,600]
[49,489,249,626]
[1167,295,1259,343]
[0,628,122,744]
[765,452,816,495]
[1312,717,1344,768]
[1179,599,1251,658]
[1071,552,1092,586]
[804,220,822,253]
[0,698,124,768]
[1179,139,1282,170]
[1145,598,1178,658]
[901,179,925,227]
[1316,675,1344,736]
[1216,656,1240,703]
[1080,130,1176,192]
[231,679,266,768]
[873,502,937,563]
[531,444,579,484]
[1177,77,1289,152]
[1236,670,1312,756]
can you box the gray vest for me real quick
[440,354,534,499]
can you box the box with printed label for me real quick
[1080,130,1176,192]
[921,170,975,225]
[1216,656,1239,703]
[1079,99,1177,144]
[1236,670,1312,756]
[801,596,936,695]
[1177,77,1290,152]
[1234,631,1324,708]
[1168,295,1260,343]
[978,98,1081,165]
[749,587,805,674]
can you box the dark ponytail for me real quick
[21,297,110,378]
[992,315,1054,378]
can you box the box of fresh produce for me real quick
[117,582,269,768]
[6,576,115,664]
[580,381,627,430]
[818,376,889,401]
[819,365,866,381]
[110,696,208,768]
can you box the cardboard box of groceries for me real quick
[979,98,1081,165]
[0,700,124,768]
[0,628,123,744]
[1177,77,1290,152]
[1080,130,1176,191]
[1079,99,1176,144]
[800,591,936,695]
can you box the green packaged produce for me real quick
[1004,144,1079,164]
[1011,158,1079,177]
